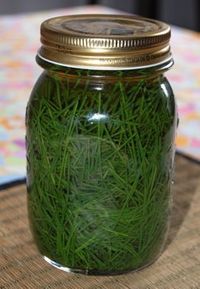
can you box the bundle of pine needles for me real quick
[26,66,176,274]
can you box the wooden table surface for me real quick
[1,154,200,289]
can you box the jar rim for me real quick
[37,53,174,73]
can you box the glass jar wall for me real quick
[26,57,176,275]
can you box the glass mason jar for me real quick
[26,14,177,275]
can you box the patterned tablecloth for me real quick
[0,5,200,184]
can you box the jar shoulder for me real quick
[26,72,176,128]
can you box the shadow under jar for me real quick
[26,14,177,275]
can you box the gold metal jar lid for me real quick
[38,14,173,70]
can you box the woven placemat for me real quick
[1,155,200,289]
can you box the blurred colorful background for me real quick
[0,2,200,185]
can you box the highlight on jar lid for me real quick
[38,14,173,70]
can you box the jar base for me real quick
[43,255,158,276]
